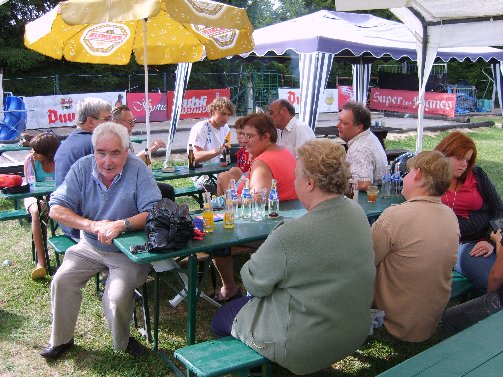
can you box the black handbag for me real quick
[130,199,194,253]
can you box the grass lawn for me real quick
[1,125,502,376]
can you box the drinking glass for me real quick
[367,186,379,203]
[252,188,267,221]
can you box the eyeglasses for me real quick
[95,116,112,122]
[122,119,136,125]
[242,133,258,140]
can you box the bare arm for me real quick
[136,139,166,162]
[358,179,371,192]
[488,230,503,293]
[193,144,225,163]
[249,160,273,197]
[49,204,148,245]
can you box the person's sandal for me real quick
[212,288,243,304]
[31,266,47,280]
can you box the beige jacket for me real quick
[372,196,459,342]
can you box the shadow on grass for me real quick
[0,310,25,338]
[41,343,169,377]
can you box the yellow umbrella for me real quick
[24,0,254,148]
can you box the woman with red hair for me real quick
[435,131,503,294]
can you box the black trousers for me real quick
[442,291,503,338]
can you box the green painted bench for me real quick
[0,208,29,221]
[451,270,473,299]
[49,234,77,268]
[377,310,503,376]
[174,336,273,377]
[174,186,205,208]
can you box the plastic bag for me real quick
[130,199,194,254]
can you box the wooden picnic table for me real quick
[113,193,403,355]
[0,143,30,155]
[377,309,503,376]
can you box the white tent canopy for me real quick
[336,0,503,151]
[240,10,503,134]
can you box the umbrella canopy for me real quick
[26,0,254,65]
[24,0,254,150]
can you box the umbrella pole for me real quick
[143,18,151,159]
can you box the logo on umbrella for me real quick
[193,25,237,48]
[80,23,131,56]
[187,0,224,16]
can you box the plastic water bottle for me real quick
[392,164,402,197]
[224,190,235,229]
[381,165,391,199]
[241,178,252,219]
[268,179,279,217]
[26,156,36,190]
[228,178,239,219]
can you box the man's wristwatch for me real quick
[123,218,132,232]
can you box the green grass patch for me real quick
[1,126,503,376]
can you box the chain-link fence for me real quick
[3,71,299,115]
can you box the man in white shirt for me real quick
[268,99,315,156]
[337,101,387,191]
[187,97,235,164]
[187,97,235,192]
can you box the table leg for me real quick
[187,253,198,345]
[154,271,160,352]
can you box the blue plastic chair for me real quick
[0,95,27,141]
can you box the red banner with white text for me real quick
[370,88,456,117]
[167,88,230,119]
[126,88,231,121]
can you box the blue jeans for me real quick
[455,242,497,295]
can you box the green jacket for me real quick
[232,196,375,375]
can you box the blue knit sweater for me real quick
[49,154,161,252]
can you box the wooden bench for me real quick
[174,336,273,377]
[174,186,205,208]
[451,270,474,299]
[376,310,503,376]
[0,208,29,221]
[48,234,77,268]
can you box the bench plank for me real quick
[377,310,503,376]
[0,208,28,221]
[175,336,271,377]
[451,270,473,299]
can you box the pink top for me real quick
[238,148,297,201]
[441,170,483,218]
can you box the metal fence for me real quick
[3,71,299,115]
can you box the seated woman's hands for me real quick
[469,240,495,258]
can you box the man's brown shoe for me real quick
[40,338,74,359]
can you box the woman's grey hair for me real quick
[91,122,130,150]
[297,139,351,194]
[76,97,112,125]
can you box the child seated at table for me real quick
[214,117,251,207]
[24,132,60,279]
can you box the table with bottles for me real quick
[113,190,403,353]
[151,162,234,182]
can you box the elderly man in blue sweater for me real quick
[40,122,161,359]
